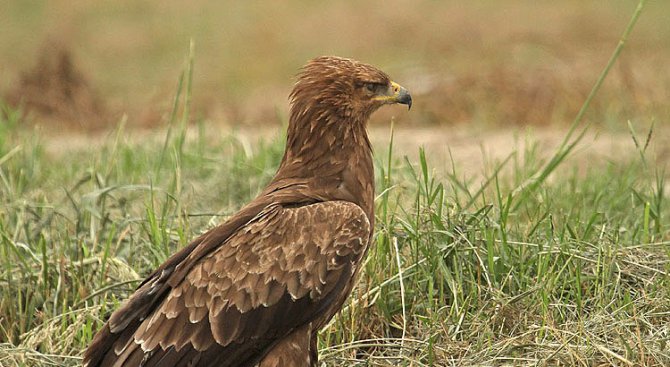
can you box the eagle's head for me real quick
[289,56,412,125]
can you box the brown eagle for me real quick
[83,56,412,367]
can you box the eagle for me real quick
[83,56,412,367]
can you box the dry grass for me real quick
[1,2,669,366]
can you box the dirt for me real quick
[368,124,670,179]
[38,123,669,186]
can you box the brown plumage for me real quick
[83,56,412,367]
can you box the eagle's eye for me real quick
[364,82,387,95]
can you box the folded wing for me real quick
[84,200,370,367]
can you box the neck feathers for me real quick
[272,106,375,220]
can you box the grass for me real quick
[1,2,669,365]
[1,102,669,366]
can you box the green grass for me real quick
[1,101,669,366]
[2,2,669,365]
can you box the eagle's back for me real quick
[84,201,370,367]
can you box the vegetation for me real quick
[1,93,668,366]
[1,1,669,366]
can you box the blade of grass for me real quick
[155,39,195,177]
[512,0,648,210]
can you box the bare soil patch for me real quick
[40,124,670,184]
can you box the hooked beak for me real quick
[373,81,412,110]
[391,81,412,110]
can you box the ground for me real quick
[1,1,669,366]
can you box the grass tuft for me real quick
[1,2,668,365]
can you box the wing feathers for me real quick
[86,200,370,366]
